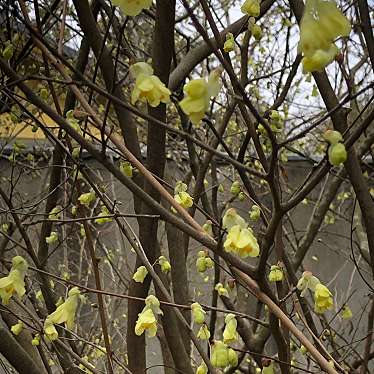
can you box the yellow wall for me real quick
[0,112,103,141]
[0,112,52,139]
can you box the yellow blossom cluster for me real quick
[223,314,238,344]
[120,161,133,177]
[241,0,260,17]
[173,181,193,210]
[48,205,62,220]
[223,209,260,258]
[297,271,334,313]
[0,256,28,305]
[130,62,171,107]
[46,231,58,244]
[210,340,238,368]
[196,250,214,273]
[135,295,162,337]
[197,324,210,340]
[268,265,284,282]
[95,206,113,224]
[133,265,148,283]
[158,256,171,273]
[224,33,235,52]
[78,191,96,207]
[324,129,347,166]
[179,69,221,125]
[43,287,81,341]
[298,0,350,72]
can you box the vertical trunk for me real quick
[126,2,177,373]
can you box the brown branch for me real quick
[361,295,374,374]
[357,0,374,69]
[233,269,341,374]
[168,0,275,91]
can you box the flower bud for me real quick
[328,143,347,166]
[323,130,343,145]
[191,302,205,324]
[230,181,241,195]
[268,265,284,282]
[224,33,235,52]
[251,24,262,40]
[11,320,23,336]
[133,266,148,283]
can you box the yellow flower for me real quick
[223,313,238,343]
[135,295,162,337]
[179,69,221,125]
[262,361,275,373]
[43,287,81,341]
[130,62,171,107]
[250,23,262,41]
[36,290,44,302]
[46,231,58,244]
[78,191,96,207]
[196,362,208,374]
[120,161,133,177]
[11,320,24,335]
[49,205,62,220]
[133,266,148,283]
[144,295,163,314]
[174,181,187,194]
[0,255,28,304]
[112,0,152,16]
[135,308,157,337]
[299,345,308,355]
[302,44,339,72]
[328,143,347,165]
[224,33,235,52]
[249,205,261,222]
[174,191,193,209]
[1,223,9,234]
[296,271,320,297]
[196,251,214,273]
[211,340,230,368]
[230,181,241,195]
[71,205,77,216]
[324,129,343,144]
[317,0,351,40]
[32,334,40,346]
[222,208,247,230]
[268,265,284,282]
[202,220,213,236]
[95,206,113,224]
[224,225,260,258]
[158,256,171,273]
[314,283,334,314]
[238,192,246,201]
[298,0,350,72]
[215,283,229,297]
[191,302,206,324]
[341,305,352,320]
[211,340,237,368]
[228,348,238,367]
[241,0,260,16]
[197,324,210,340]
